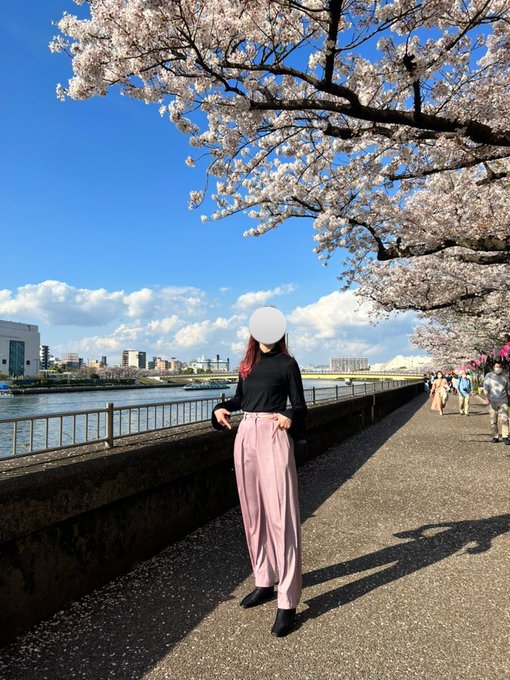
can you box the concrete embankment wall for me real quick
[0,383,422,645]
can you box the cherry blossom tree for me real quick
[411,308,509,367]
[52,0,510,313]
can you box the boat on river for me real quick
[0,383,13,398]
[183,380,231,391]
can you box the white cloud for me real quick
[287,290,374,338]
[173,316,242,349]
[124,288,154,319]
[0,281,124,326]
[0,280,418,366]
[231,325,250,353]
[147,316,181,334]
[289,333,383,359]
[73,324,146,355]
[158,286,207,316]
[286,290,418,365]
[0,281,208,328]
[233,283,296,310]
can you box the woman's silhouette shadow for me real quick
[300,514,510,622]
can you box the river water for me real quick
[0,379,355,458]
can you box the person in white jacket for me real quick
[483,362,510,444]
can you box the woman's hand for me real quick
[214,408,232,429]
[271,413,292,438]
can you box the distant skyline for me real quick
[0,284,418,366]
[0,4,423,366]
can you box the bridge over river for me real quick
[175,370,424,382]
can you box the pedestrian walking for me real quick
[445,373,453,392]
[457,371,473,415]
[452,373,459,395]
[212,306,307,637]
[483,362,510,444]
[423,373,430,393]
[430,371,449,416]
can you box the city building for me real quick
[189,354,230,372]
[0,319,40,377]
[301,363,329,372]
[40,344,50,370]
[87,359,103,369]
[155,358,170,371]
[169,357,183,373]
[145,355,184,372]
[100,356,107,367]
[329,357,369,372]
[121,349,147,369]
[62,353,83,370]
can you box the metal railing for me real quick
[302,379,410,403]
[0,380,416,460]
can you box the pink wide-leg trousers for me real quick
[234,412,302,609]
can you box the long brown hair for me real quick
[239,335,291,379]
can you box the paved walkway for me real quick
[0,394,508,680]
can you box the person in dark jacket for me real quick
[212,307,306,637]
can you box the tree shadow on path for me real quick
[300,514,510,622]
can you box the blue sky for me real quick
[0,3,422,367]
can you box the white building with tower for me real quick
[0,319,40,377]
[121,349,147,369]
[190,354,230,372]
[329,357,369,372]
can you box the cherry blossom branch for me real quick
[323,0,343,85]
[388,152,510,181]
[249,98,510,147]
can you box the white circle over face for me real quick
[248,306,286,344]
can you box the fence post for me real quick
[105,402,114,449]
[219,393,225,403]
[312,386,316,404]
[335,384,339,399]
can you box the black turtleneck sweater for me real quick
[212,346,307,439]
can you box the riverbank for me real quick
[9,381,188,395]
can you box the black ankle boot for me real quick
[271,608,296,637]
[239,586,275,608]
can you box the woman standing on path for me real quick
[212,307,307,638]
[430,371,449,416]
